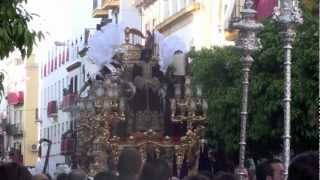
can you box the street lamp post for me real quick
[273,1,303,180]
[232,1,263,180]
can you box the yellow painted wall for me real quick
[22,54,39,166]
[147,0,222,49]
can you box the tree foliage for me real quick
[0,0,43,59]
[0,0,43,100]
[190,3,318,159]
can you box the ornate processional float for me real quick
[65,26,208,176]
[58,1,303,178]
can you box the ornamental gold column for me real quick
[273,1,303,179]
[232,1,263,180]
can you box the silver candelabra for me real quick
[232,0,263,180]
[273,0,303,179]
[170,76,208,129]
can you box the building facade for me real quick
[0,54,39,167]
[38,38,88,175]
[134,0,244,50]
[36,0,101,176]
[92,0,244,51]
[37,0,141,174]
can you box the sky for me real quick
[26,0,73,42]
[25,0,99,63]
[25,0,100,40]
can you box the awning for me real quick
[7,91,24,105]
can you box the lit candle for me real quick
[87,102,94,111]
[281,0,293,9]
[95,87,104,97]
[202,99,208,113]
[190,100,196,111]
[113,88,119,98]
[172,53,186,76]
[79,101,85,110]
[196,85,202,97]
[119,98,125,112]
[185,87,192,97]
[170,99,176,111]
[103,100,108,109]
[107,89,113,97]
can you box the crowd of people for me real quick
[0,149,317,180]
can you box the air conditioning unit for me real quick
[35,118,42,123]
[30,144,38,152]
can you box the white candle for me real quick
[196,85,202,97]
[170,99,176,110]
[174,84,181,97]
[172,54,186,76]
[185,87,192,97]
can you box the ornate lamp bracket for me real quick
[273,1,302,180]
[232,0,263,180]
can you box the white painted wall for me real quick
[39,46,85,176]
[119,0,142,29]
[169,23,194,52]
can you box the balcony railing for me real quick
[102,0,119,10]
[134,0,156,8]
[61,130,75,155]
[62,93,77,112]
[6,124,23,137]
[156,2,200,33]
[47,101,58,117]
[92,0,108,18]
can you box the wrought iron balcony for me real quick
[156,2,200,33]
[47,101,58,117]
[134,0,156,8]
[60,130,75,155]
[92,0,108,18]
[6,124,23,137]
[102,0,119,10]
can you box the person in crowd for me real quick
[54,164,71,179]
[139,159,171,180]
[32,173,49,180]
[212,171,236,180]
[288,151,318,180]
[234,167,249,180]
[68,169,87,180]
[245,158,256,180]
[171,177,180,180]
[256,159,284,180]
[45,173,52,180]
[0,162,32,180]
[198,170,212,179]
[185,174,210,180]
[94,171,117,180]
[117,148,142,180]
[56,173,68,180]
